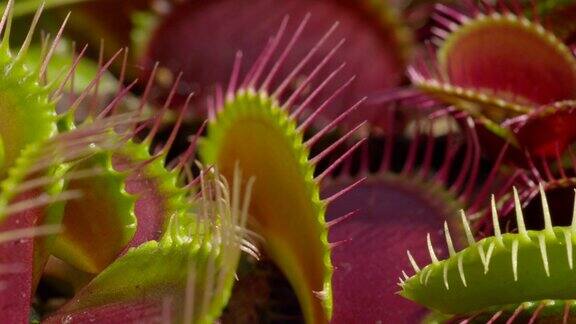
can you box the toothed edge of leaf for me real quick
[437,13,576,79]
[0,112,139,224]
[48,167,254,323]
[436,299,576,323]
[116,139,188,224]
[0,112,138,294]
[200,89,333,318]
[415,78,531,115]
[400,185,576,314]
[409,10,576,126]
[51,150,137,273]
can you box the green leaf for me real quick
[51,152,137,273]
[46,167,254,323]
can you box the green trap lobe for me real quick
[52,153,136,273]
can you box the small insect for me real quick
[400,184,576,315]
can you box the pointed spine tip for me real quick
[329,239,350,250]
[444,221,456,256]
[0,0,14,48]
[407,250,420,273]
[14,1,44,62]
[539,183,555,237]
[459,210,475,246]
[490,194,503,244]
[426,233,439,264]
[402,270,409,281]
[513,187,528,239]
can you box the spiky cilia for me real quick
[404,2,576,159]
[45,166,255,323]
[400,185,576,317]
[0,2,139,320]
[0,109,141,322]
[0,1,211,320]
[436,299,576,323]
[137,0,412,129]
[322,107,519,322]
[0,1,61,178]
[200,16,367,323]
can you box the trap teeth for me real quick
[427,233,439,264]
[513,187,529,238]
[539,183,555,237]
[400,186,576,314]
[444,221,456,256]
[460,210,476,246]
[407,250,420,273]
[490,194,503,245]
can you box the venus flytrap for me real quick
[135,0,412,129]
[200,16,369,323]
[322,112,518,323]
[0,2,142,319]
[400,186,576,321]
[393,1,576,162]
[44,166,255,324]
[0,1,60,178]
[0,109,141,322]
[11,0,576,322]
[0,1,202,320]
